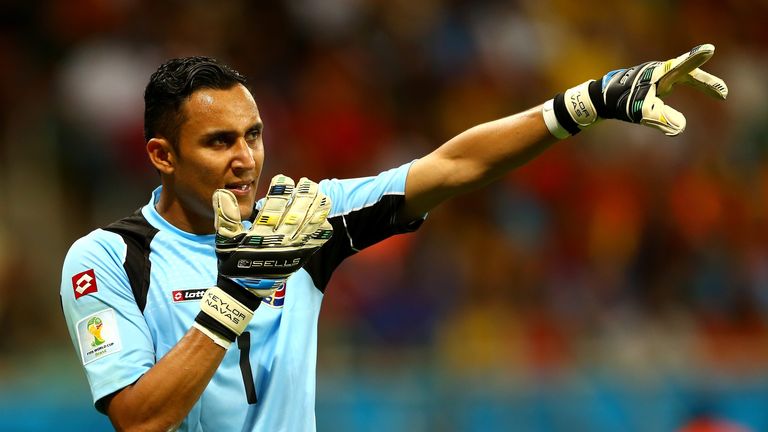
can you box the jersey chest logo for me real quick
[168,286,286,307]
[171,288,207,303]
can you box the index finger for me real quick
[656,44,715,97]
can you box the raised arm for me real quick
[403,107,553,220]
[401,44,728,221]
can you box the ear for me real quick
[147,138,176,175]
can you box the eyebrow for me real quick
[249,122,264,134]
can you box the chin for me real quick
[240,202,256,221]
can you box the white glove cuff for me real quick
[192,322,232,349]
[542,99,571,139]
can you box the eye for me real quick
[206,133,233,147]
[245,129,261,142]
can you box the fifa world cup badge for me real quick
[76,308,122,364]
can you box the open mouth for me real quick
[225,181,254,196]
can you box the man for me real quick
[60,45,727,431]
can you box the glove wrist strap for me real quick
[562,80,599,128]
[587,79,610,118]
[194,283,260,344]
[544,80,602,139]
[216,276,267,309]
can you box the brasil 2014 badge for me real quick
[76,308,122,365]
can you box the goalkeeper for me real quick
[60,45,726,431]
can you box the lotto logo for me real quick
[72,269,98,299]
[171,288,207,303]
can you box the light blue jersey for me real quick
[60,162,423,431]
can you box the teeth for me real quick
[227,183,250,191]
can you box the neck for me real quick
[155,185,214,235]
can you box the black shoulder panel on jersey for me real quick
[302,215,355,293]
[103,209,158,313]
[303,194,423,292]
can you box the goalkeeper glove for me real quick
[542,43,728,138]
[193,175,333,348]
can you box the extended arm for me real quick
[402,44,728,220]
[403,107,554,220]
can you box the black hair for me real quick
[143,56,248,146]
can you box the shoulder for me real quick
[65,209,159,266]
[60,211,160,309]
[65,228,128,268]
[61,210,151,295]
[61,228,132,299]
[318,161,414,216]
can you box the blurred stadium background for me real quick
[1,0,767,431]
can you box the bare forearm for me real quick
[439,105,555,187]
[107,328,226,431]
[404,105,556,217]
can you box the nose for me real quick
[231,138,256,171]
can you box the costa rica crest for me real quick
[261,283,286,308]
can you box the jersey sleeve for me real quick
[304,161,426,290]
[60,229,156,413]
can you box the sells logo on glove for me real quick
[237,258,302,269]
[72,269,98,299]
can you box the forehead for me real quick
[181,84,260,133]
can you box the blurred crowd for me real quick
[1,0,768,429]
